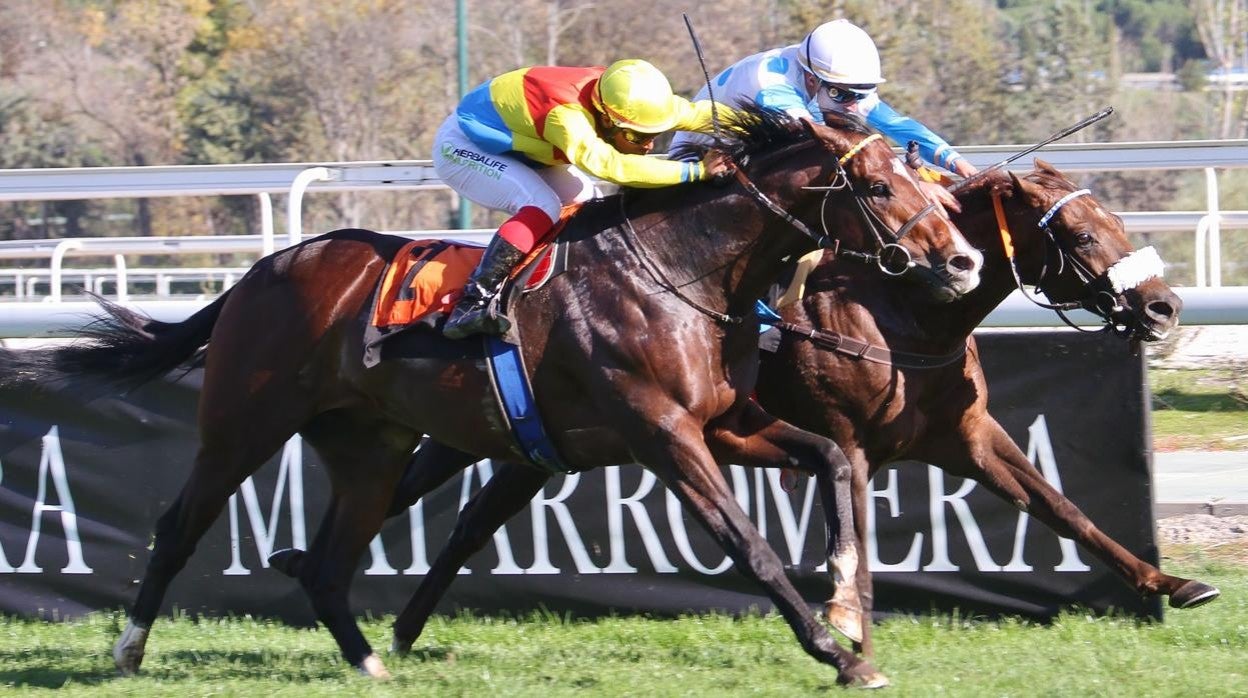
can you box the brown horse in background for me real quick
[6,109,982,687]
[348,161,1215,667]
[755,161,1217,656]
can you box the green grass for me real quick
[2,559,1244,696]
[1150,367,1248,450]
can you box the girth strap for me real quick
[484,335,573,474]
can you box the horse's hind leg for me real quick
[293,410,421,678]
[116,415,309,675]
[268,437,481,578]
[391,462,550,652]
[706,402,865,644]
[651,415,885,688]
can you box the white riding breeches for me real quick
[432,116,605,221]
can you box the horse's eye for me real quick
[868,182,890,197]
[1074,232,1094,247]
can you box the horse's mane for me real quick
[953,159,1082,210]
[569,105,875,230]
[669,102,873,163]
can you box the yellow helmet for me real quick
[593,59,681,134]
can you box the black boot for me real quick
[443,236,526,339]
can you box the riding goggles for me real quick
[613,127,657,145]
[822,83,876,104]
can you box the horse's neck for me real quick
[625,191,811,314]
[801,262,954,351]
[919,201,1042,338]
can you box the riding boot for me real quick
[442,236,527,339]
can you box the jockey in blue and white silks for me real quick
[670,19,977,204]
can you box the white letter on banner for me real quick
[1003,415,1092,573]
[223,436,307,575]
[403,499,430,575]
[14,427,93,574]
[924,465,1001,572]
[603,466,676,573]
[0,456,10,572]
[764,468,819,566]
[664,467,751,575]
[527,473,600,574]
[867,468,923,572]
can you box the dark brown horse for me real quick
[9,110,981,687]
[347,161,1215,666]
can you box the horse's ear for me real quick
[994,170,1020,199]
[1013,170,1047,207]
[1033,158,1059,177]
[798,117,823,140]
[800,117,852,155]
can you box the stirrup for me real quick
[443,302,511,340]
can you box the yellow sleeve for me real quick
[543,104,707,187]
[671,97,736,134]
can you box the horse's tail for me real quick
[3,292,231,398]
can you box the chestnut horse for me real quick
[345,161,1214,667]
[754,162,1217,656]
[9,110,981,687]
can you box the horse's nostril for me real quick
[947,254,977,273]
[1147,300,1176,321]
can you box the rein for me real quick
[617,194,748,325]
[737,132,937,276]
[771,320,968,369]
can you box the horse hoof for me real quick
[390,636,413,655]
[267,548,305,578]
[358,653,392,680]
[113,621,150,676]
[1169,580,1221,609]
[825,600,865,644]
[840,662,890,689]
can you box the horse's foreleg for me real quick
[706,403,864,645]
[662,418,885,688]
[929,418,1219,609]
[391,462,550,652]
[269,438,481,581]
[386,438,483,517]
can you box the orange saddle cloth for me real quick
[370,240,482,329]
[369,238,561,330]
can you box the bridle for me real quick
[991,188,1166,338]
[735,132,939,277]
[618,129,938,326]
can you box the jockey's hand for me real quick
[702,149,735,184]
[951,159,979,179]
[920,180,962,214]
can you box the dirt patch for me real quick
[1157,514,1248,564]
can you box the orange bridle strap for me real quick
[992,191,1016,260]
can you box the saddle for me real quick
[361,209,576,367]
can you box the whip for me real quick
[950,106,1114,193]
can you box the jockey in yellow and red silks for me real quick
[433,60,732,339]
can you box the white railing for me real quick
[0,140,1244,328]
[0,140,1245,275]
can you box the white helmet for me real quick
[797,20,886,86]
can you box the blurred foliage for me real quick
[0,0,1244,253]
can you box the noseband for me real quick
[735,133,938,276]
[992,189,1166,336]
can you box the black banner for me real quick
[0,331,1160,623]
